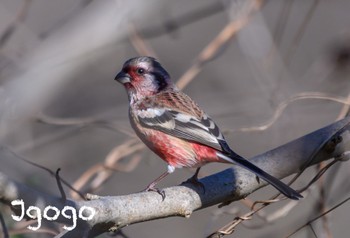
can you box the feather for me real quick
[134,90,227,152]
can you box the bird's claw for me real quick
[143,186,166,201]
[255,175,260,184]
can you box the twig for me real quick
[128,24,158,57]
[9,219,59,237]
[139,2,224,38]
[0,0,32,47]
[18,112,133,152]
[273,0,319,97]
[208,158,338,237]
[9,228,59,237]
[224,92,350,133]
[0,211,9,238]
[317,164,333,238]
[286,195,350,238]
[299,159,338,193]
[38,0,94,38]
[71,140,144,199]
[56,168,67,202]
[336,92,350,120]
[36,112,134,136]
[176,0,263,89]
[285,0,320,65]
[2,146,85,199]
[273,0,294,47]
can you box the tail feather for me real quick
[217,151,302,200]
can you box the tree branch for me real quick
[1,117,350,237]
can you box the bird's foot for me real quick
[183,175,206,194]
[142,185,166,201]
[256,175,260,184]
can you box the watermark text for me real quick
[11,199,95,231]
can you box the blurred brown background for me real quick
[1,0,350,237]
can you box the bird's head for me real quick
[115,56,175,102]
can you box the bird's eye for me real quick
[136,68,145,75]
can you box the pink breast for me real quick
[146,131,219,168]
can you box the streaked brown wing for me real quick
[134,91,226,152]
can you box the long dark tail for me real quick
[217,150,302,200]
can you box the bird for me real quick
[114,56,302,200]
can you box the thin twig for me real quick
[38,0,94,38]
[0,211,9,238]
[9,218,59,236]
[37,112,134,136]
[273,0,319,97]
[0,0,32,47]
[128,24,158,57]
[9,228,58,237]
[176,0,263,89]
[336,92,350,120]
[18,112,133,152]
[298,159,338,193]
[71,140,144,199]
[3,146,85,199]
[211,156,342,237]
[273,0,294,47]
[286,195,350,238]
[224,92,350,133]
[55,168,67,202]
[317,163,333,238]
[139,2,224,38]
[284,0,320,65]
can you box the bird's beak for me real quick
[115,71,131,84]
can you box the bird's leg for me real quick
[183,167,205,193]
[191,167,201,180]
[142,165,175,200]
[143,171,169,199]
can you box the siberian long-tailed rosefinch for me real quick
[115,56,302,200]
